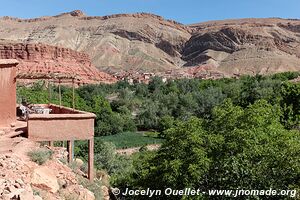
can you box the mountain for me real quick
[186,18,300,75]
[0,11,300,76]
[0,11,190,73]
[0,40,116,84]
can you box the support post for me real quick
[48,80,51,105]
[67,140,73,163]
[88,138,94,182]
[58,79,62,107]
[72,78,75,111]
[49,141,54,147]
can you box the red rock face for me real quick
[0,41,116,84]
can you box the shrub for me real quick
[80,162,89,174]
[77,176,103,200]
[28,148,53,165]
[143,131,160,138]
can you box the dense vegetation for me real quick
[17,72,300,199]
[100,132,164,149]
[119,100,300,199]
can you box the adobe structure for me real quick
[0,59,95,181]
[0,59,18,128]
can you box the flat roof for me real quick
[0,59,19,66]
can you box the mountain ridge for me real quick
[0,10,299,77]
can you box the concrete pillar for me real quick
[0,59,19,128]
[88,138,94,181]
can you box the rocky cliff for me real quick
[0,40,116,84]
[0,11,300,77]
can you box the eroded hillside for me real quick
[0,40,116,84]
[0,11,300,76]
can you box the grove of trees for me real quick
[17,71,300,199]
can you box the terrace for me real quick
[0,59,95,181]
[26,104,95,142]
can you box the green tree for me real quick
[158,115,175,134]
[194,87,226,118]
[137,100,160,130]
[280,82,300,129]
[127,100,300,200]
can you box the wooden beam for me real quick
[49,141,54,147]
[88,138,94,182]
[72,78,75,110]
[67,140,73,163]
[58,79,62,107]
[48,81,52,105]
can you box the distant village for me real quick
[112,65,229,84]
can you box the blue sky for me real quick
[0,0,299,24]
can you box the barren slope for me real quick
[0,10,190,73]
[186,18,300,75]
[0,11,300,76]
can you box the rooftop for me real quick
[0,59,19,66]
